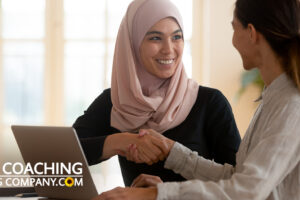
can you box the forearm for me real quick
[165,142,234,181]
[145,187,158,200]
[101,133,133,159]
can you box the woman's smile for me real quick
[139,17,184,79]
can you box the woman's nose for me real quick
[160,39,173,54]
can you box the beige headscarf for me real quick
[110,0,199,133]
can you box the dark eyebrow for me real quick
[146,31,163,35]
[145,29,182,36]
[172,29,182,34]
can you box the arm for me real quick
[127,129,234,181]
[73,89,115,164]
[74,90,169,165]
[102,132,168,164]
[165,142,234,181]
[73,90,154,163]
[157,105,300,200]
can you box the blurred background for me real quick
[0,0,260,192]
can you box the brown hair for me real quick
[235,0,300,90]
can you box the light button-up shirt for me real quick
[157,73,300,200]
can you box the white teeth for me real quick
[157,59,174,64]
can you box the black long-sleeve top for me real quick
[73,86,241,186]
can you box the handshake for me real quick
[115,129,175,166]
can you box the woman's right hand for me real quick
[125,129,175,165]
[124,132,169,165]
[102,132,169,165]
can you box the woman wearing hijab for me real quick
[93,0,300,199]
[73,0,241,187]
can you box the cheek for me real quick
[144,45,160,60]
[176,43,184,58]
[232,32,238,49]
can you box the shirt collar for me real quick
[258,73,293,104]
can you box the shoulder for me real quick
[263,88,300,135]
[274,89,300,118]
[102,88,111,98]
[95,88,111,103]
[85,88,112,112]
[187,86,234,121]
[195,86,230,108]
[268,85,300,115]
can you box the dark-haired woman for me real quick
[93,0,300,199]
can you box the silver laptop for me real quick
[11,125,98,200]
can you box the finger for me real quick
[137,147,153,165]
[131,174,144,187]
[150,136,169,156]
[148,142,164,162]
[126,144,134,161]
[141,137,163,162]
[132,144,143,163]
[132,177,150,187]
[138,142,160,163]
[131,174,150,187]
[147,136,168,160]
[132,174,163,187]
[138,129,149,137]
[145,130,170,155]
[140,135,165,162]
[127,144,134,161]
[139,177,162,187]
[128,144,142,163]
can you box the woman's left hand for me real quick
[131,174,163,187]
[91,187,157,200]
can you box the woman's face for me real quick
[139,17,184,79]
[232,16,258,70]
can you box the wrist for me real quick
[109,132,136,154]
[145,187,158,200]
[167,140,175,156]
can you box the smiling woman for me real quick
[0,0,196,191]
[140,18,184,79]
[73,0,241,191]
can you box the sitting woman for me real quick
[73,0,241,187]
[93,0,300,199]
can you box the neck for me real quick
[257,43,284,86]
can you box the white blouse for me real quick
[157,73,300,200]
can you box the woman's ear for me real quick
[247,23,258,44]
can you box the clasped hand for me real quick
[118,129,174,165]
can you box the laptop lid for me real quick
[11,125,98,200]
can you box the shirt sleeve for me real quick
[157,103,300,200]
[205,89,241,165]
[73,89,118,165]
[164,142,235,182]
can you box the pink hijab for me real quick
[110,0,199,133]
